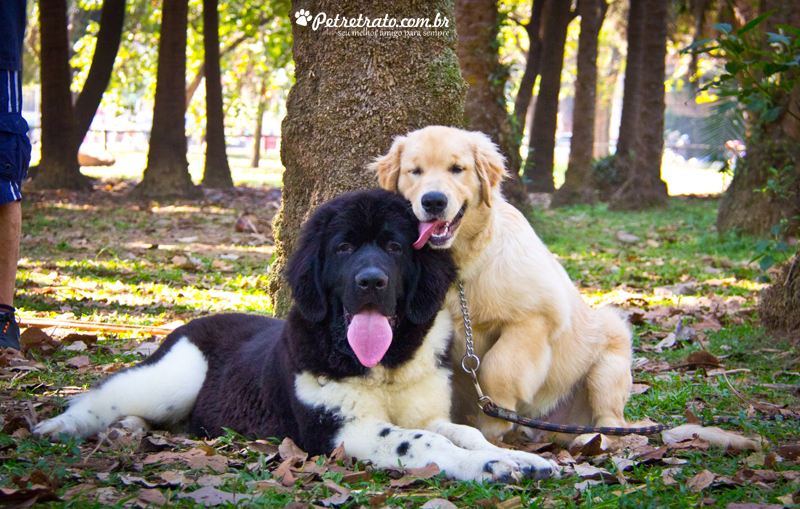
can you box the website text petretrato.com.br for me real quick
[296,11,452,37]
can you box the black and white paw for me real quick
[33,413,91,441]
[502,450,561,481]
[108,416,149,436]
[457,450,557,483]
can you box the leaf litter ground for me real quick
[1,183,799,508]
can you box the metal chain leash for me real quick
[458,282,493,409]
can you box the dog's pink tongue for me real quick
[346,309,393,367]
[414,220,441,250]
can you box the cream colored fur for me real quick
[372,125,634,443]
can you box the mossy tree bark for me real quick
[268,0,466,317]
[201,0,233,189]
[455,0,527,210]
[551,0,607,208]
[608,0,669,211]
[32,0,91,190]
[133,0,200,199]
[717,0,800,238]
[522,0,575,192]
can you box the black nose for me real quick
[355,267,388,292]
[421,192,448,215]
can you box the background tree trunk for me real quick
[614,0,645,157]
[508,0,546,177]
[609,0,669,210]
[73,0,125,149]
[597,0,644,200]
[250,74,270,168]
[552,0,608,207]
[717,0,800,238]
[455,0,527,209]
[593,46,621,159]
[133,0,199,199]
[200,0,233,189]
[522,0,575,192]
[268,0,466,318]
[33,0,91,190]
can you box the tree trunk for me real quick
[133,0,200,199]
[593,46,621,159]
[522,0,574,192]
[552,0,608,208]
[268,0,466,318]
[200,0,233,189]
[597,0,644,200]
[508,0,546,177]
[717,0,800,238]
[455,0,527,210]
[32,0,91,190]
[609,0,669,210]
[73,0,125,150]
[614,0,645,161]
[250,75,269,169]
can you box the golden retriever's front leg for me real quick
[475,315,552,440]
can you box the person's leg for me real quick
[0,197,21,348]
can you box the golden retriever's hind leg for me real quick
[586,350,632,428]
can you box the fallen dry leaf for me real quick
[687,469,716,492]
[389,463,441,488]
[420,499,459,509]
[319,479,351,507]
[66,355,90,368]
[136,488,167,507]
[0,487,61,507]
[176,486,253,506]
[279,437,308,463]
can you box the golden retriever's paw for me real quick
[475,412,515,441]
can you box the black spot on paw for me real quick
[425,442,431,447]
[87,410,93,414]
[379,427,391,437]
[111,406,117,411]
[396,441,410,456]
[524,465,552,481]
[414,433,423,439]
[483,460,498,474]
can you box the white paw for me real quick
[458,450,557,483]
[502,450,561,480]
[111,415,149,434]
[33,414,85,441]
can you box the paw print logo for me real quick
[295,9,312,27]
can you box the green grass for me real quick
[1,184,798,508]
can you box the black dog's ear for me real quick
[405,247,457,324]
[286,210,331,322]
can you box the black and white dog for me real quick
[34,190,557,482]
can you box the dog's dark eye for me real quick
[450,164,465,174]
[386,241,402,253]
[336,243,353,253]
[410,167,422,176]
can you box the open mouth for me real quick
[344,305,396,367]
[413,202,467,249]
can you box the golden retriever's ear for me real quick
[369,136,406,192]
[471,131,508,207]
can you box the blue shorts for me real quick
[0,69,31,205]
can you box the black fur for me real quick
[145,190,456,456]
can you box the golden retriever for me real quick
[371,125,634,442]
